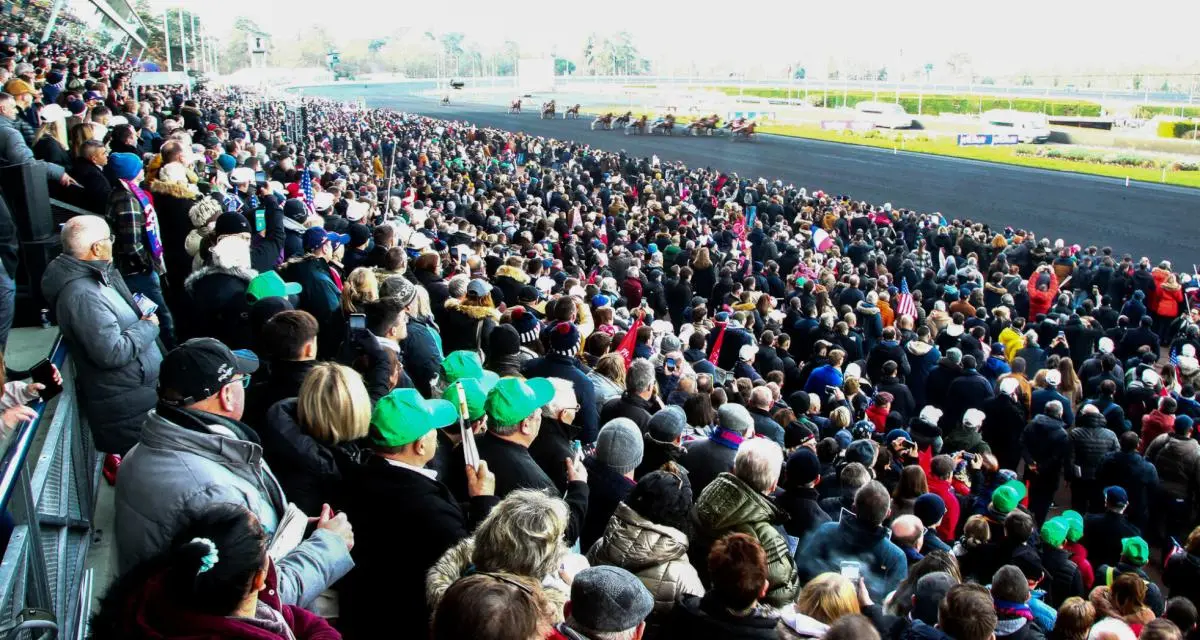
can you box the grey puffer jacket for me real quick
[41,254,161,453]
[0,113,65,180]
[114,406,355,609]
[587,503,705,617]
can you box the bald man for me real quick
[891,514,927,568]
[41,215,162,453]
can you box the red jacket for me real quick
[1064,541,1095,591]
[1027,271,1058,319]
[866,404,890,433]
[1154,283,1183,319]
[927,476,962,542]
[100,563,341,640]
[1139,409,1175,452]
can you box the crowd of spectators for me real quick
[3,19,1200,638]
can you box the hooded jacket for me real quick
[797,510,908,601]
[440,298,500,356]
[41,254,161,453]
[1145,433,1200,514]
[691,473,800,607]
[587,503,705,620]
[180,264,257,348]
[151,178,201,294]
[260,399,365,516]
[114,405,354,608]
[905,340,941,407]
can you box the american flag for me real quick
[300,168,315,211]
[895,277,917,319]
[1171,347,1183,385]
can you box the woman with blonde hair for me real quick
[778,572,860,638]
[1056,357,1082,408]
[340,267,378,314]
[260,362,371,514]
[33,105,70,169]
[428,490,580,623]
[69,121,98,158]
[591,352,627,404]
[1052,597,1095,640]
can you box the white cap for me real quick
[1142,369,1160,386]
[229,167,255,185]
[919,405,943,425]
[1098,337,1114,354]
[313,191,334,212]
[1045,370,1062,387]
[946,323,964,337]
[844,362,862,380]
[1184,344,1196,358]
[739,344,757,362]
[963,408,985,428]
[108,115,128,126]
[345,200,369,221]
[38,103,65,124]
[999,377,1020,396]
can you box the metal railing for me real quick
[0,336,98,640]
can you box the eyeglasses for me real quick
[477,572,535,598]
[228,375,251,389]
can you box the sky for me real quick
[156,0,1200,76]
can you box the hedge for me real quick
[1135,105,1200,119]
[712,87,1103,117]
[1157,120,1200,139]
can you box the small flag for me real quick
[708,321,727,365]
[1171,347,1183,386]
[895,278,917,319]
[616,312,645,367]
[300,168,315,212]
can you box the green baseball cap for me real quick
[444,376,497,422]
[442,351,500,387]
[370,388,458,447]
[486,377,556,427]
[991,483,1023,514]
[1041,517,1069,547]
[246,271,302,302]
[1121,536,1149,565]
[1060,510,1084,543]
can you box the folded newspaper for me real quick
[267,503,308,561]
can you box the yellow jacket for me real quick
[999,326,1025,362]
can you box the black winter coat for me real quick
[1096,451,1158,525]
[180,265,256,348]
[1039,545,1085,608]
[1022,414,1072,481]
[259,399,361,516]
[1083,511,1142,568]
[244,359,316,432]
[149,179,200,297]
[1067,412,1119,479]
[681,435,740,497]
[924,360,962,409]
[774,486,831,541]
[337,455,497,640]
[1164,551,1200,609]
[580,457,636,551]
[667,593,778,640]
[876,377,916,422]
[444,432,590,545]
[600,392,656,432]
[522,354,600,444]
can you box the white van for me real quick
[855,101,915,129]
[982,109,1051,143]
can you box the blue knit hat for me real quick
[216,153,236,174]
[109,152,143,181]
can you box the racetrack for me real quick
[322,90,1198,267]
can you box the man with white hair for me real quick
[1021,399,1072,524]
[692,437,799,607]
[747,385,784,446]
[41,215,162,453]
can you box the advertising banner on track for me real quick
[957,133,1023,146]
